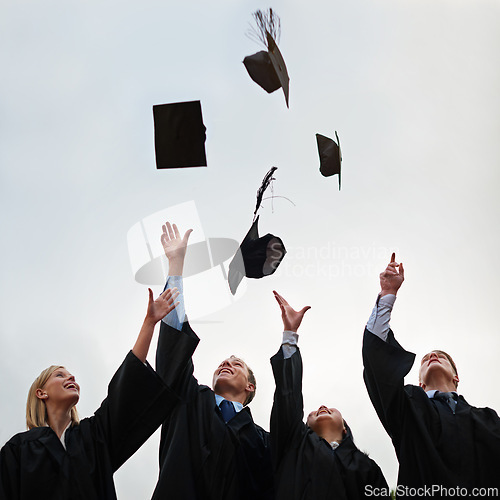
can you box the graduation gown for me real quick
[152,321,274,500]
[271,347,389,500]
[0,351,178,500]
[363,328,500,496]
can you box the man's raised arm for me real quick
[366,252,404,341]
[160,221,192,331]
[363,254,414,440]
[156,221,199,391]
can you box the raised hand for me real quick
[273,291,311,332]
[146,287,180,324]
[161,222,193,276]
[379,253,404,296]
[133,287,181,362]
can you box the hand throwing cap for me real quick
[243,9,290,107]
[153,100,207,169]
[316,131,342,190]
[228,167,286,294]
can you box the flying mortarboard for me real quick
[316,131,342,190]
[243,9,290,108]
[228,167,287,294]
[153,100,207,169]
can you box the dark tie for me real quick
[219,399,237,423]
[434,391,458,414]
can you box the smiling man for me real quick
[212,356,256,406]
[151,222,273,500]
[362,254,500,497]
[270,291,388,500]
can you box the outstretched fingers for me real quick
[160,224,170,246]
[273,292,285,313]
[273,290,289,306]
[165,299,180,314]
[166,222,175,239]
[159,289,180,315]
[160,287,179,302]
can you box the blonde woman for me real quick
[0,288,179,500]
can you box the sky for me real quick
[1,0,499,497]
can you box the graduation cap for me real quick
[228,167,287,294]
[243,9,290,108]
[153,100,207,169]
[316,131,342,190]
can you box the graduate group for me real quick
[1,219,499,500]
[2,9,500,500]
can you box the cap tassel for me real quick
[253,166,278,220]
[246,8,281,49]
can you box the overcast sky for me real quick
[1,0,499,497]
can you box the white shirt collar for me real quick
[59,422,72,450]
[426,389,458,398]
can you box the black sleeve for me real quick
[360,457,390,498]
[362,328,415,444]
[0,442,20,500]
[155,320,200,400]
[92,350,179,471]
[270,347,308,468]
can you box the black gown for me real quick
[271,347,389,500]
[363,328,500,497]
[0,351,178,500]
[152,320,274,500]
